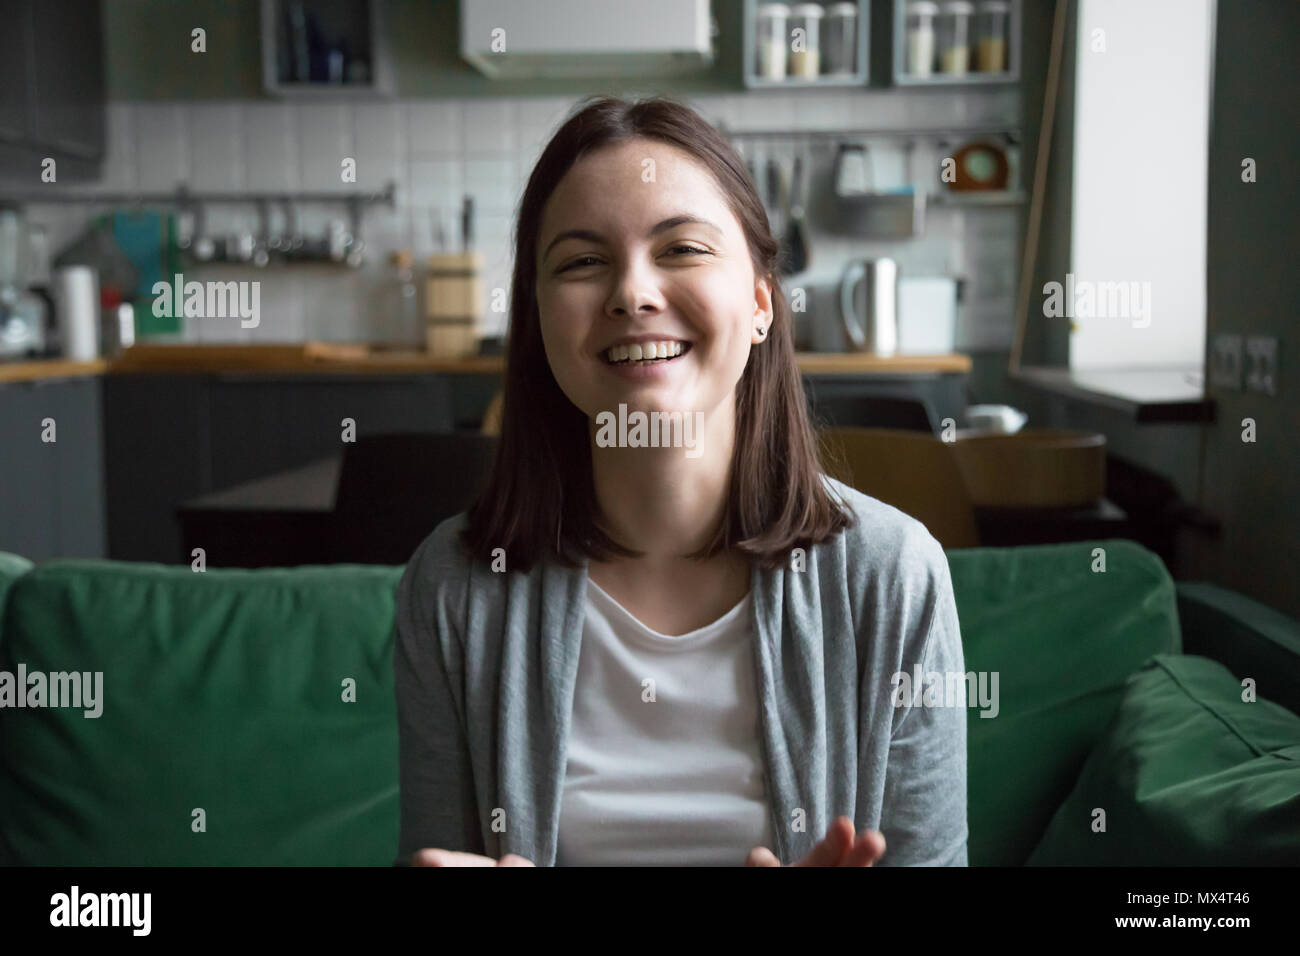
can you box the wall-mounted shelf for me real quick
[892,0,1021,87]
[717,123,1022,147]
[930,188,1026,205]
[744,1,871,89]
[260,0,394,98]
[2,183,398,269]
[0,183,397,207]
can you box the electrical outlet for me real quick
[1245,336,1279,395]
[1209,334,1243,390]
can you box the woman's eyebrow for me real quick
[541,215,723,260]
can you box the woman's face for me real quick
[534,137,772,423]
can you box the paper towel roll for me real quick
[53,265,99,360]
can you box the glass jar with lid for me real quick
[756,3,791,80]
[937,0,975,75]
[787,3,824,78]
[823,3,859,76]
[905,1,939,77]
[975,0,1010,72]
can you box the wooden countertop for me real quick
[1,343,971,382]
[0,358,110,383]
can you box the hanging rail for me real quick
[0,181,397,207]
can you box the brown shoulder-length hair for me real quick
[460,94,853,573]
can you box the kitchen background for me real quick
[7,0,1023,351]
[14,89,1020,348]
[1,0,1297,621]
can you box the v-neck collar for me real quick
[585,572,752,642]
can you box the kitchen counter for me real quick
[1,343,971,382]
[0,358,109,383]
[1,343,971,565]
[1012,365,1215,423]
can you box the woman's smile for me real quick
[599,339,694,380]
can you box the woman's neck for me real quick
[588,402,736,563]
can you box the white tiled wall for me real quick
[22,88,1020,349]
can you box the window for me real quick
[1066,0,1213,371]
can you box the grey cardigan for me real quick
[393,475,968,866]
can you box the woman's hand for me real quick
[411,849,536,866]
[745,816,886,866]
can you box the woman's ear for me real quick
[752,274,775,344]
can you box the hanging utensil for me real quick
[461,195,474,254]
[784,150,810,274]
[766,154,782,241]
[772,154,794,275]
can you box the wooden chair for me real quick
[818,426,980,549]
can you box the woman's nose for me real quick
[605,259,666,317]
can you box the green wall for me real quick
[970,0,1300,619]
[1176,0,1300,617]
[105,0,748,100]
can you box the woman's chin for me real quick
[591,397,699,419]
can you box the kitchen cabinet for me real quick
[0,4,34,146]
[102,375,211,564]
[892,0,1021,87]
[461,0,716,80]
[0,0,106,181]
[103,373,454,563]
[0,376,107,561]
[260,0,394,97]
[743,0,871,89]
[204,374,453,489]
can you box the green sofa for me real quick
[1,539,1297,866]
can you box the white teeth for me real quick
[604,340,685,364]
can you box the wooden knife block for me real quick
[425,252,484,357]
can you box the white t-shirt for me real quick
[554,575,777,866]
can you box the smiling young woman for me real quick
[394,96,968,867]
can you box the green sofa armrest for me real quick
[0,551,34,642]
[947,539,1182,866]
[1027,653,1300,865]
[1176,582,1300,717]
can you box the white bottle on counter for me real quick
[52,265,99,360]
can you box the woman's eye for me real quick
[558,246,708,272]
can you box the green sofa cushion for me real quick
[1026,653,1300,865]
[946,539,1181,866]
[0,557,403,865]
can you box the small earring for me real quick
[756,326,766,337]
